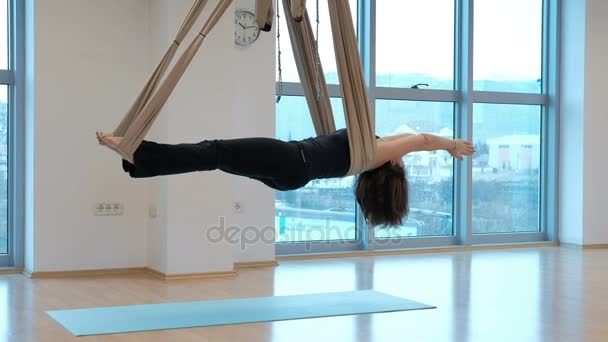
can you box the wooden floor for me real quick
[1,246,607,342]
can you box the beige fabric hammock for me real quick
[261,0,376,175]
[112,0,376,175]
[281,0,335,136]
[111,0,232,162]
[326,0,376,175]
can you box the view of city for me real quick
[275,83,541,242]
[274,0,543,243]
[0,96,7,254]
[0,0,8,255]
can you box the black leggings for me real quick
[122,138,311,191]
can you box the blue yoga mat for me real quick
[47,290,435,336]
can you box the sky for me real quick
[276,0,543,83]
[0,1,544,104]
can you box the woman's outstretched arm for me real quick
[374,133,476,168]
[378,132,416,141]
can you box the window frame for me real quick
[275,0,559,255]
[1,0,24,268]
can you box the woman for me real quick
[96,129,476,227]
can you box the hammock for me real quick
[111,0,376,176]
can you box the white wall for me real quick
[24,0,36,272]
[27,0,153,271]
[26,0,277,272]
[144,0,171,275]
[25,0,608,267]
[559,0,586,245]
[147,0,276,275]
[231,0,276,264]
[582,0,608,245]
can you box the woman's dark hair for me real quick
[355,162,409,228]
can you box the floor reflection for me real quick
[468,250,541,341]
[0,282,6,338]
[273,261,359,296]
[372,254,456,342]
[0,247,606,342]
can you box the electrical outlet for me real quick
[94,202,124,216]
[149,206,158,218]
[233,201,243,213]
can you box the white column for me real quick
[28,0,152,272]
[24,0,35,272]
[148,0,277,275]
[581,0,608,245]
[560,0,608,245]
[559,0,586,245]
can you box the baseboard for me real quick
[24,267,147,279]
[142,267,165,279]
[234,261,279,269]
[22,266,238,280]
[278,242,559,261]
[559,242,608,249]
[0,268,23,275]
[372,246,469,256]
[473,241,559,250]
[20,264,265,281]
[278,247,466,261]
[583,244,608,249]
[144,267,237,280]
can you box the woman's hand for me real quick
[448,140,476,160]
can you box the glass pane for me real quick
[374,100,454,239]
[0,0,6,70]
[472,104,541,234]
[474,0,543,93]
[275,96,356,243]
[376,0,455,90]
[276,0,358,84]
[0,85,7,254]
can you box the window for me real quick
[275,0,358,85]
[275,1,361,254]
[1,0,23,267]
[473,0,543,93]
[472,104,541,234]
[275,96,357,244]
[374,100,454,239]
[376,0,455,90]
[275,0,557,254]
[0,85,7,256]
[0,0,8,260]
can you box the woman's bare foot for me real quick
[96,131,123,150]
[96,131,134,163]
[96,131,109,145]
